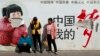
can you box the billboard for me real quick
[0,0,100,51]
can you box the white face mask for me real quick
[9,18,23,27]
[9,11,24,27]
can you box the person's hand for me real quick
[23,43,27,46]
[35,28,38,30]
[52,37,56,40]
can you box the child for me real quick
[0,4,27,46]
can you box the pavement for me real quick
[0,50,100,56]
[0,45,100,56]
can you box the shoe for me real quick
[40,50,43,53]
[47,50,52,53]
[54,52,58,55]
[17,51,22,53]
[33,51,36,53]
[26,51,31,53]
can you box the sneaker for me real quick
[40,50,43,53]
[54,52,58,55]
[47,50,53,53]
[17,51,22,53]
[33,51,36,53]
[26,51,31,53]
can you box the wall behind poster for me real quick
[0,0,100,50]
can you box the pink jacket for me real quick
[45,23,57,39]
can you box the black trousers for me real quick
[32,34,42,51]
[17,44,31,52]
[47,34,57,52]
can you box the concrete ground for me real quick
[0,50,100,56]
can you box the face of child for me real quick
[10,11,21,19]
[9,11,23,27]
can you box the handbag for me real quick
[42,40,48,47]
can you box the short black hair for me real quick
[2,7,7,17]
[33,17,37,21]
[48,18,52,21]
[2,4,23,18]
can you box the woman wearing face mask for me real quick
[0,4,27,46]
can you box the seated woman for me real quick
[17,32,32,53]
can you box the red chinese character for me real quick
[77,9,86,22]
[83,29,92,48]
[77,9,99,48]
